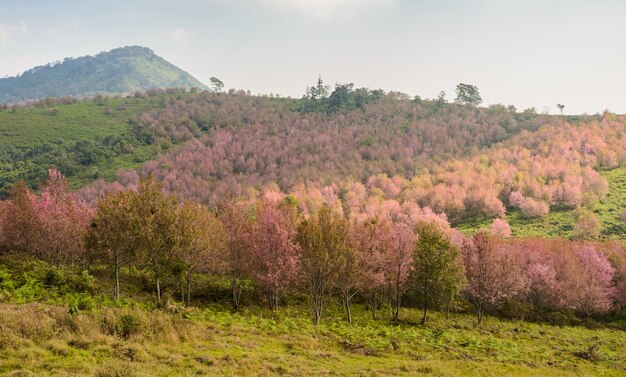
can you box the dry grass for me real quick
[0,303,624,376]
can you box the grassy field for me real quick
[459,167,626,240]
[0,96,166,194]
[0,302,624,376]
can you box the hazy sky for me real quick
[1,0,625,114]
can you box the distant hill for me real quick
[0,46,208,103]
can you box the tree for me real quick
[86,189,136,301]
[336,225,362,323]
[557,103,565,115]
[434,91,447,111]
[297,206,350,324]
[248,199,300,310]
[174,202,226,306]
[560,245,615,318]
[490,218,511,238]
[306,74,329,100]
[33,169,93,267]
[573,208,601,239]
[461,232,527,323]
[129,177,179,304]
[412,222,464,324]
[455,83,482,106]
[385,221,415,321]
[0,181,39,254]
[218,199,253,311]
[210,76,224,92]
[349,218,387,320]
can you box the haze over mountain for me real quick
[0,46,208,103]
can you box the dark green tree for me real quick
[210,76,224,92]
[454,83,482,106]
[412,222,465,324]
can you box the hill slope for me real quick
[0,46,208,103]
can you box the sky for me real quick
[1,0,625,114]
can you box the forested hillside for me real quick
[0,46,207,104]
[2,86,624,238]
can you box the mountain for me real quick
[0,46,208,103]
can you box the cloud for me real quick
[255,0,397,20]
[0,21,28,47]
[159,27,194,44]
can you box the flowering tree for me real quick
[560,245,615,317]
[218,199,253,311]
[33,170,93,267]
[0,181,39,254]
[349,218,388,320]
[248,199,300,310]
[461,232,528,323]
[490,218,511,238]
[573,209,602,239]
[385,221,415,321]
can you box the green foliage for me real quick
[413,223,465,323]
[0,46,208,103]
[299,80,385,114]
[0,95,166,196]
[116,313,142,339]
[455,83,482,106]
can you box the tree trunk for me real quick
[113,256,120,302]
[476,305,483,324]
[186,271,192,307]
[370,291,377,320]
[312,282,323,325]
[267,289,279,311]
[230,276,242,311]
[179,278,184,304]
[156,276,161,304]
[343,292,352,324]
[421,301,428,324]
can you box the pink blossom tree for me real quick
[248,199,301,310]
[461,232,528,323]
[490,218,512,238]
[560,244,615,317]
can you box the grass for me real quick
[459,166,626,240]
[0,303,624,376]
[0,97,150,150]
[0,96,167,194]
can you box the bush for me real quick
[116,314,142,339]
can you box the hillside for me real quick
[0,91,187,196]
[0,46,208,103]
[1,87,624,238]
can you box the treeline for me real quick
[1,170,625,324]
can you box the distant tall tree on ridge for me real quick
[210,76,224,92]
[455,83,482,106]
[557,103,565,115]
[306,74,330,100]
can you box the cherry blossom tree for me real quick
[248,199,300,310]
[461,232,528,323]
